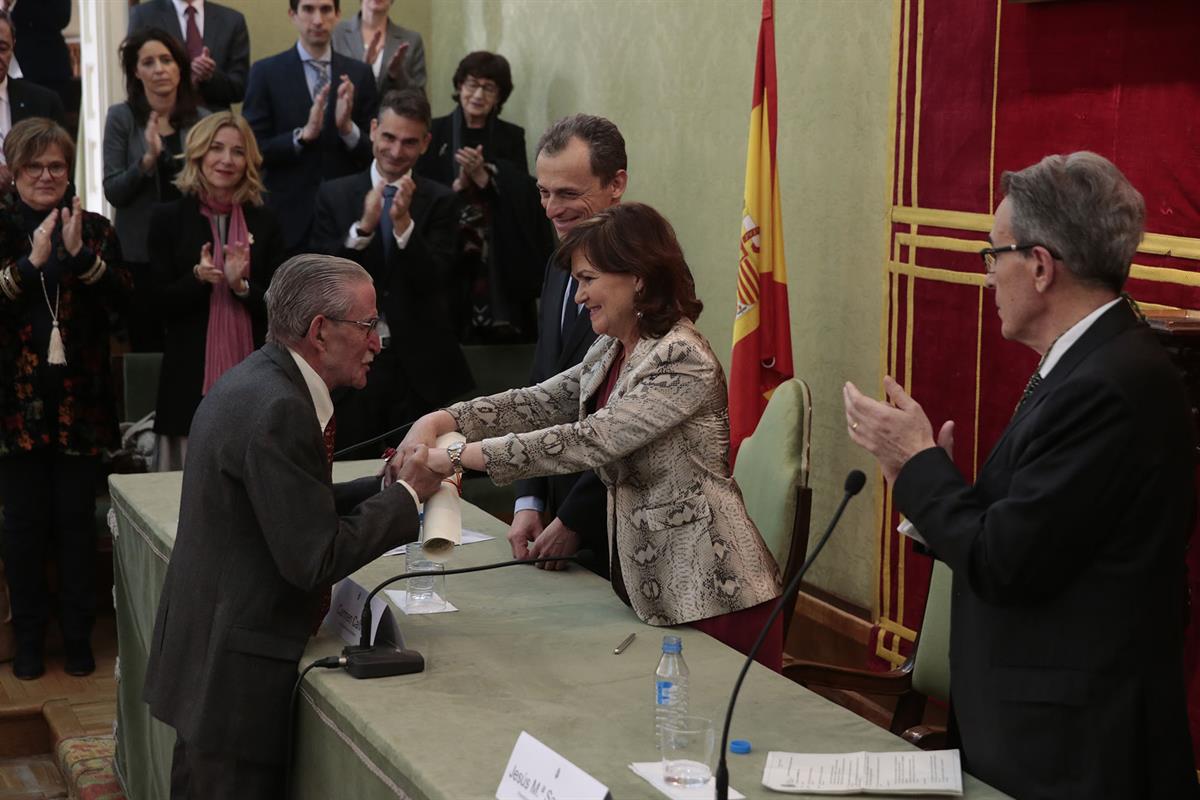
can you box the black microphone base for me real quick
[341,645,425,679]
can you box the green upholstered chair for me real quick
[783,555,954,746]
[732,377,814,641]
[122,352,163,423]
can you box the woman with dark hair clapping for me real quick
[103,27,206,351]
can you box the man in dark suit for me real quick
[144,253,442,797]
[311,89,472,458]
[128,0,251,111]
[0,11,65,185]
[243,0,377,253]
[506,115,628,578]
[845,152,1199,799]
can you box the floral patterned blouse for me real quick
[0,192,130,457]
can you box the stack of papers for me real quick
[762,750,963,796]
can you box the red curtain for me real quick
[877,0,1200,759]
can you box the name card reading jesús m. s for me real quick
[496,731,611,800]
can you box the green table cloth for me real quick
[109,466,1010,799]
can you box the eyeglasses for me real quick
[978,243,1060,274]
[21,162,69,179]
[461,79,499,97]
[327,316,381,335]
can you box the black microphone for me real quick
[343,553,591,678]
[331,419,417,459]
[714,470,866,800]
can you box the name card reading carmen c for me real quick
[496,731,610,800]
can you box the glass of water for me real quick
[405,541,446,612]
[662,715,715,786]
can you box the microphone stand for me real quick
[714,471,866,800]
[343,554,587,678]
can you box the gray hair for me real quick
[535,114,626,185]
[265,254,372,345]
[1000,151,1145,292]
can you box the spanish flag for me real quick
[730,0,792,463]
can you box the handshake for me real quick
[381,411,464,502]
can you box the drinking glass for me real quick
[661,715,715,786]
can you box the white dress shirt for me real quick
[1039,297,1122,378]
[287,347,418,505]
[171,0,204,37]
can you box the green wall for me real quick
[223,0,893,610]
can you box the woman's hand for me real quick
[453,145,489,189]
[141,111,163,172]
[60,197,84,257]
[27,211,58,268]
[194,242,223,285]
[223,241,250,291]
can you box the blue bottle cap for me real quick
[729,739,752,754]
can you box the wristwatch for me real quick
[446,441,465,476]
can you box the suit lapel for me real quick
[578,337,619,410]
[156,0,187,42]
[543,267,568,356]
[991,301,1138,453]
[559,300,593,370]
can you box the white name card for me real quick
[496,731,611,800]
[324,577,390,646]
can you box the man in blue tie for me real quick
[242,0,377,253]
[310,89,473,459]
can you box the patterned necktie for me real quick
[322,415,336,479]
[313,415,337,633]
[183,5,204,60]
[307,59,330,99]
[379,184,398,259]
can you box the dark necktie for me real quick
[313,415,337,632]
[379,184,398,260]
[1013,370,1043,417]
[183,5,204,60]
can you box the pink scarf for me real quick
[200,196,254,394]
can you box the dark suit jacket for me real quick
[148,196,287,435]
[894,302,1199,799]
[9,78,66,126]
[144,342,421,765]
[11,0,72,86]
[128,0,250,109]
[243,46,378,251]
[513,261,608,573]
[310,169,473,407]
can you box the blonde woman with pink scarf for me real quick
[148,112,286,470]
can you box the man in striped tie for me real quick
[145,254,444,797]
[843,152,1198,798]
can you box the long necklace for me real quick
[28,233,66,366]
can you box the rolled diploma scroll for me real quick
[420,432,466,562]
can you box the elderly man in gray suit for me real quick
[332,0,425,93]
[128,0,250,109]
[144,254,442,798]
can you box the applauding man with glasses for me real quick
[844,152,1199,798]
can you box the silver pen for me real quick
[613,632,636,655]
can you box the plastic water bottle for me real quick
[654,635,689,749]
